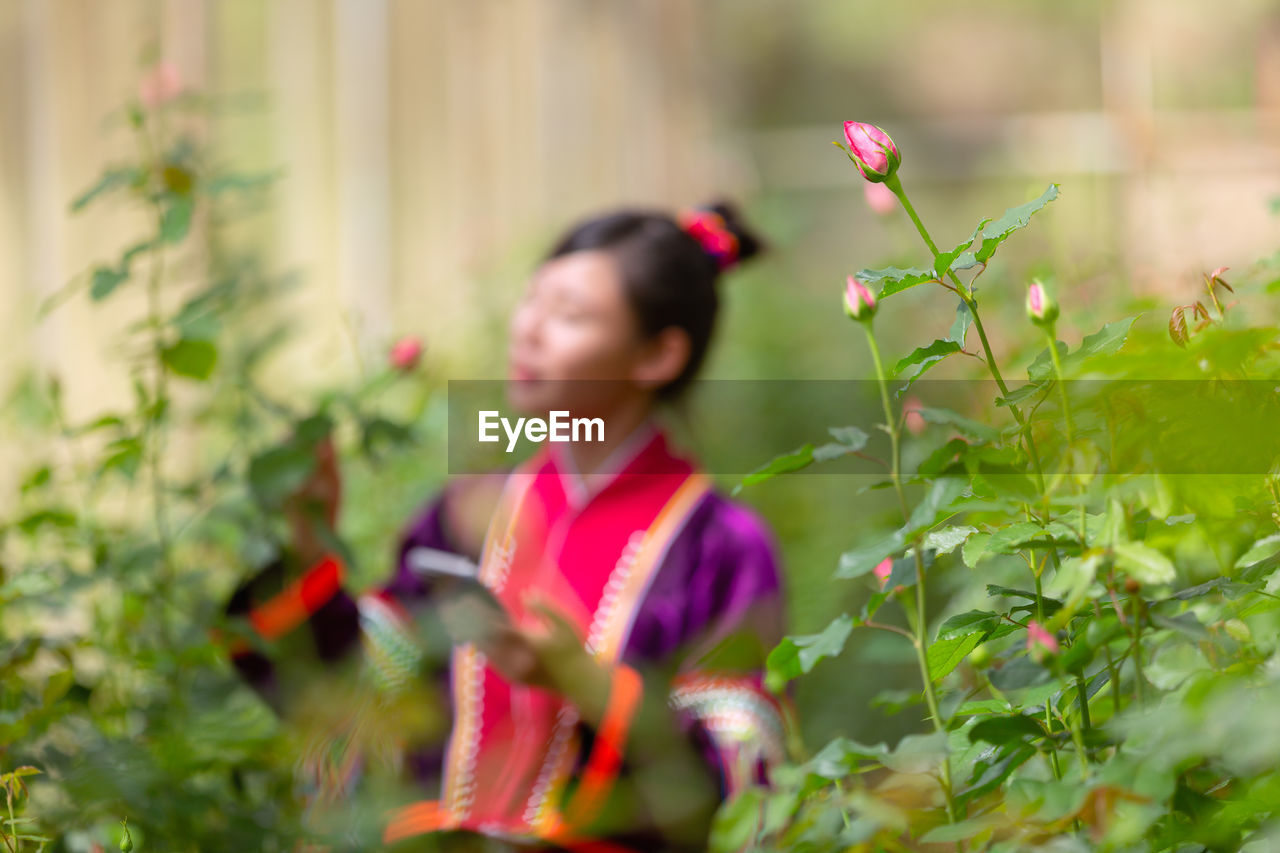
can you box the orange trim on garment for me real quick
[561,662,644,829]
[246,554,346,641]
[382,800,455,844]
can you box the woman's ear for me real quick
[630,326,692,391]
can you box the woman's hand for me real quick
[477,592,612,723]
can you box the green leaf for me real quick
[803,736,891,780]
[708,788,765,853]
[836,529,904,579]
[16,509,77,535]
[919,817,999,844]
[813,425,869,462]
[160,338,218,380]
[734,444,814,494]
[101,437,144,480]
[20,465,52,494]
[881,730,949,774]
[952,184,1061,268]
[71,166,144,212]
[360,417,415,460]
[1113,541,1176,585]
[892,339,961,380]
[248,444,316,509]
[926,632,984,682]
[934,219,990,278]
[856,266,938,300]
[923,525,977,556]
[948,299,972,345]
[1028,316,1139,381]
[905,476,966,538]
[766,614,853,689]
[937,609,999,639]
[160,195,194,244]
[968,714,1046,746]
[90,265,129,301]
[915,407,999,443]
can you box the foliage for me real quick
[726,150,1280,850]
[1,73,435,850]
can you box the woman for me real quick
[224,201,788,851]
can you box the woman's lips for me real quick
[509,363,538,381]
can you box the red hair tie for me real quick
[677,208,740,271]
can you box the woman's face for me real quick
[506,250,658,417]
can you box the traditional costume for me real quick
[225,418,787,850]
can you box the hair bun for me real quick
[702,198,765,268]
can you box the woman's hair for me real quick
[545,199,765,401]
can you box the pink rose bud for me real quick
[863,181,897,216]
[139,61,182,109]
[843,275,878,323]
[841,121,901,183]
[1025,281,1059,327]
[1026,619,1060,657]
[873,557,893,589]
[389,336,423,371]
[903,396,927,436]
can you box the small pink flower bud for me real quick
[139,61,182,109]
[903,396,927,436]
[1026,619,1060,657]
[863,181,897,216]
[873,557,893,589]
[843,275,878,322]
[841,121,901,183]
[389,336,423,371]
[1025,281,1059,327]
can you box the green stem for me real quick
[1045,326,1087,543]
[884,175,1051,498]
[863,323,957,827]
[1129,595,1147,706]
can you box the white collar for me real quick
[552,416,661,510]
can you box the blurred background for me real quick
[3,0,1279,749]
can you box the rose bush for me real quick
[722,120,1280,851]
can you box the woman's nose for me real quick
[510,300,542,350]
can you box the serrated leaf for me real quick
[951,184,1061,268]
[892,339,961,380]
[1028,316,1139,382]
[766,614,853,689]
[814,425,869,462]
[735,444,814,494]
[926,632,984,682]
[856,266,938,300]
[937,609,999,639]
[934,219,990,278]
[924,525,977,555]
[836,530,904,579]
